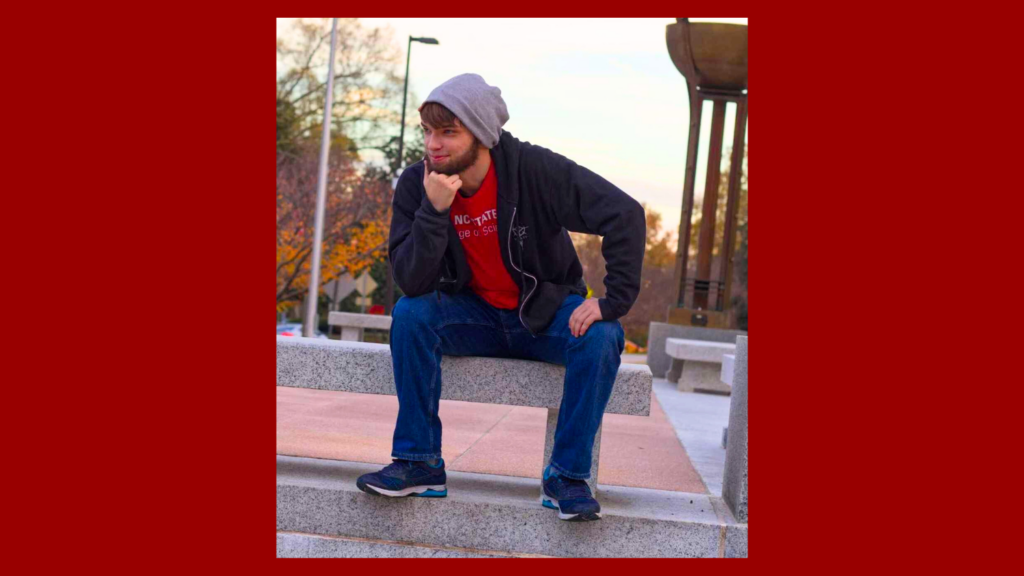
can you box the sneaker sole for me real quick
[540,495,602,521]
[357,481,447,498]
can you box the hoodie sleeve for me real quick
[388,162,451,297]
[523,146,647,322]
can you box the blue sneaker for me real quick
[356,459,447,498]
[540,465,601,521]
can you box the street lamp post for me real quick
[386,35,438,316]
[303,17,339,338]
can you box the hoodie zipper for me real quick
[507,206,538,334]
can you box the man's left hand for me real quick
[569,298,603,338]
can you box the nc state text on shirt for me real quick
[452,209,497,228]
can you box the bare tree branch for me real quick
[280,30,329,99]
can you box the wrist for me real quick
[420,195,450,216]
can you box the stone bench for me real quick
[327,311,392,341]
[665,338,736,394]
[276,336,653,492]
[645,322,746,382]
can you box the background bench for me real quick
[276,336,653,492]
[327,311,392,341]
[665,337,736,394]
[646,322,746,380]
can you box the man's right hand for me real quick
[423,162,462,213]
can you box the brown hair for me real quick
[419,102,461,128]
[419,102,483,148]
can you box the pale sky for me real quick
[277,18,748,239]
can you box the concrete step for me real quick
[277,531,551,558]
[277,456,747,558]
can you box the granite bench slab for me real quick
[327,312,393,330]
[665,338,736,364]
[277,336,652,416]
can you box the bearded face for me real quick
[422,122,484,176]
[426,143,480,175]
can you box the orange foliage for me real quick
[277,145,391,311]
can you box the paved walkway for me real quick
[651,377,732,496]
[276,356,731,495]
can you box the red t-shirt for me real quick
[449,162,520,309]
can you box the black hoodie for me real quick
[388,130,646,335]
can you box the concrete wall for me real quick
[722,336,747,522]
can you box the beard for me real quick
[427,145,480,176]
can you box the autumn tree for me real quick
[276,140,391,312]
[277,18,429,181]
[276,19,420,318]
[277,18,406,163]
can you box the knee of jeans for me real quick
[577,321,625,353]
[392,294,440,329]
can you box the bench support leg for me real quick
[340,327,363,342]
[666,358,684,382]
[542,408,602,495]
[679,360,731,395]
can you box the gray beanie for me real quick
[419,73,509,149]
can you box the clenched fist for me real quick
[423,163,463,213]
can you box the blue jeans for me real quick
[389,288,625,479]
